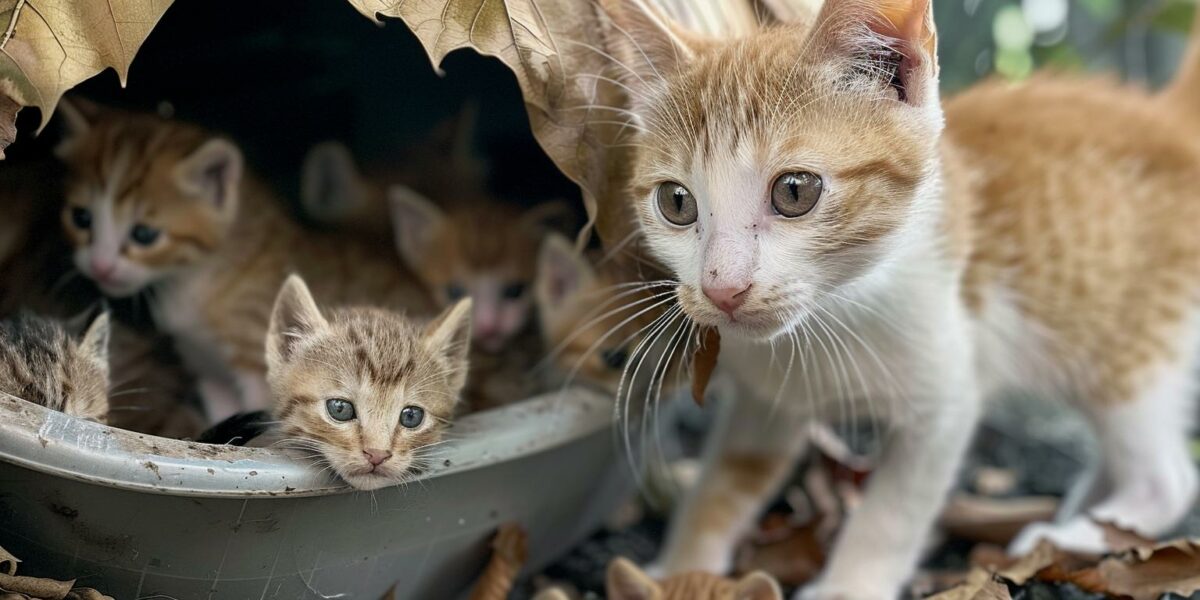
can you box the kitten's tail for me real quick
[1161,5,1200,118]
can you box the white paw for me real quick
[1009,518,1108,556]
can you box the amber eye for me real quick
[655,182,698,226]
[326,398,356,422]
[70,206,92,230]
[399,406,424,429]
[770,172,823,218]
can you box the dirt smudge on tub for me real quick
[43,494,134,561]
[143,461,162,480]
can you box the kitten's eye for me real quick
[130,224,161,246]
[70,207,92,230]
[601,347,629,370]
[399,405,424,429]
[771,172,823,218]
[445,283,466,301]
[655,182,698,226]
[325,398,356,422]
[501,282,527,300]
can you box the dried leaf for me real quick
[1064,539,1200,600]
[0,572,73,599]
[1097,520,1157,553]
[0,546,18,576]
[0,0,174,131]
[0,92,16,159]
[64,590,113,600]
[939,495,1059,546]
[691,328,720,406]
[926,571,1011,600]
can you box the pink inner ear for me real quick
[868,0,936,66]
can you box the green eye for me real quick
[399,406,424,429]
[326,398,356,422]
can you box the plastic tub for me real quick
[0,388,628,599]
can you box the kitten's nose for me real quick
[703,284,751,316]
[89,257,116,279]
[362,448,392,467]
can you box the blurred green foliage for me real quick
[936,0,1196,92]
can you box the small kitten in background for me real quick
[536,233,678,395]
[54,99,431,423]
[534,557,781,600]
[0,312,110,422]
[265,275,472,490]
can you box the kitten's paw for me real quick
[794,581,896,600]
[1009,518,1108,556]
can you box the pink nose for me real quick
[89,257,116,279]
[703,285,751,315]
[363,448,392,467]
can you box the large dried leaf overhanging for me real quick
[0,0,173,156]
[346,0,821,247]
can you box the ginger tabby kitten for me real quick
[265,275,471,490]
[534,557,781,600]
[599,0,1200,597]
[55,101,431,423]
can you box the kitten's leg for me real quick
[654,392,808,575]
[803,319,981,600]
[1010,360,1198,555]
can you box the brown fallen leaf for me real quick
[1063,539,1200,600]
[0,93,16,159]
[64,589,113,600]
[925,571,1011,600]
[0,572,74,599]
[467,523,528,600]
[1097,520,1157,553]
[691,328,720,406]
[0,0,175,136]
[0,546,18,577]
[939,494,1059,547]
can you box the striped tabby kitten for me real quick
[265,275,471,490]
[55,101,431,423]
[534,557,781,600]
[0,312,110,421]
[601,0,1200,597]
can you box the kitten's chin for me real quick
[339,471,400,491]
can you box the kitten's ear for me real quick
[54,97,100,158]
[733,572,783,600]
[810,0,938,104]
[605,557,661,600]
[424,298,473,392]
[267,275,329,368]
[596,0,707,108]
[388,185,445,270]
[536,233,595,313]
[174,138,244,213]
[301,141,369,223]
[78,312,111,372]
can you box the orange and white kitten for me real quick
[601,0,1200,598]
[302,141,559,354]
[534,557,781,600]
[265,275,471,490]
[55,102,431,423]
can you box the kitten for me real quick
[265,275,471,491]
[302,140,562,354]
[536,233,676,395]
[534,557,781,600]
[599,1,1200,598]
[54,100,431,423]
[0,312,110,422]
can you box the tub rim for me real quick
[0,387,612,499]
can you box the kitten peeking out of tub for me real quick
[0,312,110,422]
[264,275,472,490]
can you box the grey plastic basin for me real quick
[0,388,629,599]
